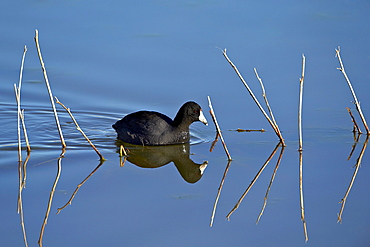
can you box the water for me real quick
[1,1,370,246]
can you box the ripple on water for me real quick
[1,102,214,155]
[0,102,118,152]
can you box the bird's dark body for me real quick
[112,102,207,146]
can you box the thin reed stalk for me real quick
[253,68,279,133]
[119,145,128,167]
[14,46,30,247]
[335,47,369,135]
[34,29,66,148]
[20,109,31,153]
[207,96,232,161]
[234,128,265,132]
[298,54,305,151]
[14,91,31,155]
[14,45,28,162]
[55,97,105,161]
[221,49,285,145]
[14,84,22,162]
[298,54,308,242]
[346,107,362,134]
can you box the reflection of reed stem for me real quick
[221,49,285,145]
[57,159,105,213]
[34,29,66,148]
[55,97,106,161]
[338,136,369,223]
[347,132,361,161]
[335,47,369,135]
[39,149,65,247]
[226,142,281,220]
[299,150,309,242]
[256,143,285,224]
[210,160,232,227]
[17,153,31,247]
[207,96,232,161]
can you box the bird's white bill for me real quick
[199,109,208,126]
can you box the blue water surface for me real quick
[1,1,370,246]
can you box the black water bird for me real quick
[112,101,208,145]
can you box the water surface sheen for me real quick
[1,1,370,246]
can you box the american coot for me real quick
[112,101,208,146]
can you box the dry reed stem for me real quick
[15,45,27,162]
[221,49,285,145]
[210,160,232,227]
[256,143,285,224]
[38,149,65,247]
[20,110,31,153]
[298,54,306,151]
[347,108,362,161]
[55,97,105,161]
[253,68,279,133]
[297,54,308,241]
[120,145,128,156]
[14,46,30,247]
[233,128,265,132]
[119,145,128,166]
[14,84,22,162]
[335,47,369,135]
[34,29,66,148]
[207,96,232,161]
[346,107,362,134]
[338,136,368,223]
[226,143,281,220]
[14,88,31,155]
[57,159,105,213]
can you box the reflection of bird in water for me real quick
[112,101,208,145]
[117,142,207,183]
